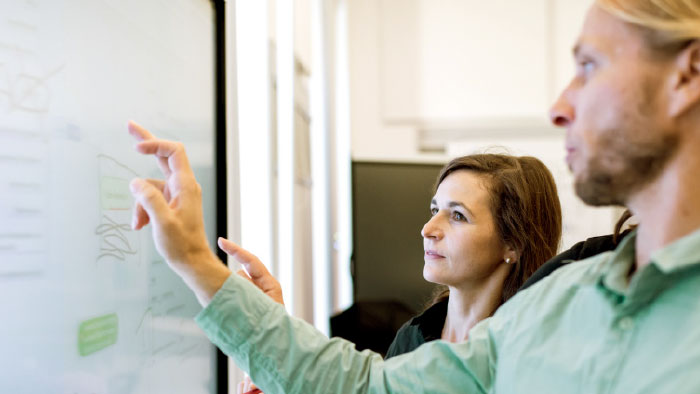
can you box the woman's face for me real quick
[422,170,509,289]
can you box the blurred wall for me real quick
[345,0,624,310]
[348,0,594,161]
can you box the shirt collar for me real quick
[649,226,700,273]
[600,226,700,295]
[600,230,636,295]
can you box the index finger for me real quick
[136,139,194,177]
[128,121,172,176]
[218,238,272,280]
[128,120,156,141]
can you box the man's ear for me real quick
[668,40,700,118]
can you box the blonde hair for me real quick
[596,0,700,52]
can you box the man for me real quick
[128,1,700,392]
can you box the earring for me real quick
[505,258,512,264]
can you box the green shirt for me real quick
[196,228,700,393]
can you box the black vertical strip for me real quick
[211,1,228,394]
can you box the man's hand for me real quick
[127,121,230,305]
[218,238,284,305]
[219,237,282,394]
[236,374,261,394]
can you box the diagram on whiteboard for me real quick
[1,1,219,393]
[0,7,55,278]
[95,154,140,263]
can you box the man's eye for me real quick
[578,60,596,76]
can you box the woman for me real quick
[385,154,562,358]
[231,156,627,367]
[231,153,562,393]
[231,153,562,391]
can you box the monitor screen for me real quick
[352,161,444,312]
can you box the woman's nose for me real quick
[421,214,443,240]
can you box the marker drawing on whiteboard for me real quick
[96,155,140,262]
[95,214,137,261]
[0,64,63,114]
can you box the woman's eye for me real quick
[452,211,466,221]
[430,207,439,216]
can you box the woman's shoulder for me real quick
[384,319,423,359]
[384,299,448,359]
[519,231,631,291]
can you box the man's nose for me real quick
[549,86,575,128]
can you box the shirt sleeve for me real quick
[195,274,498,394]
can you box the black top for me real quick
[385,231,632,359]
[519,230,631,291]
[385,299,448,359]
[329,300,415,357]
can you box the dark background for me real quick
[351,161,445,313]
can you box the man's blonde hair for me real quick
[597,0,700,52]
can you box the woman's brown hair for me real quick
[427,154,562,307]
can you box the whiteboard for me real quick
[0,1,220,393]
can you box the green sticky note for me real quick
[78,313,118,356]
[100,176,131,210]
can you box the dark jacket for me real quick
[385,299,447,359]
[519,230,631,291]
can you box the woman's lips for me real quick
[425,250,445,259]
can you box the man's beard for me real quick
[574,129,679,206]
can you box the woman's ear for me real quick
[503,246,519,265]
[668,40,700,118]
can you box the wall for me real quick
[347,0,596,159]
[346,0,623,252]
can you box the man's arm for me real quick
[197,273,496,394]
[127,122,497,393]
